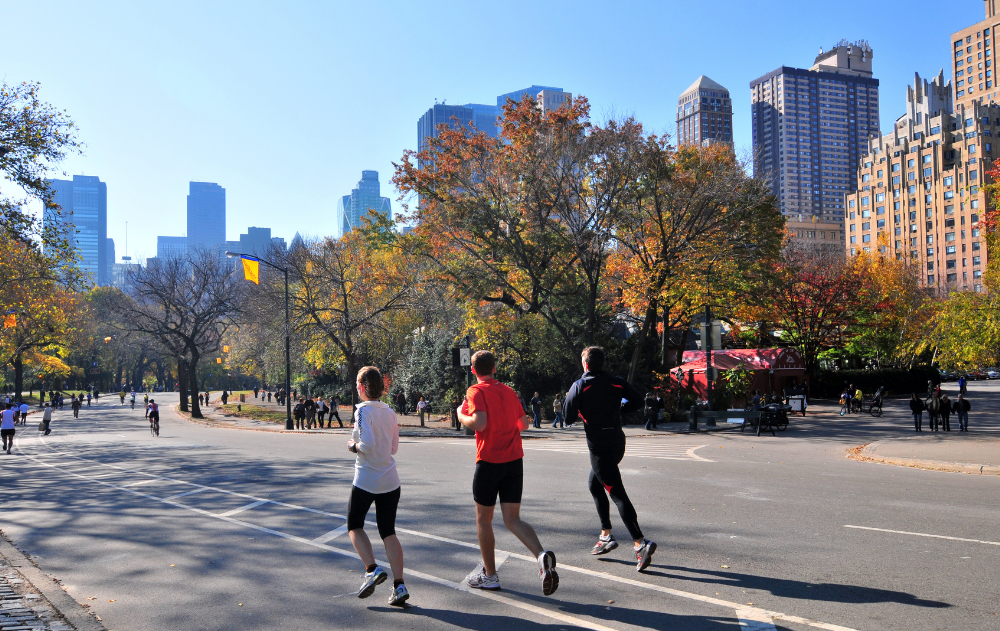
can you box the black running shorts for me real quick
[473,459,523,507]
[347,485,400,539]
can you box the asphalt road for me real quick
[1,382,998,631]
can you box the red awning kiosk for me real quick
[670,348,807,404]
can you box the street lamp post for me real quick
[226,251,293,430]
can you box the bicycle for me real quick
[149,416,160,436]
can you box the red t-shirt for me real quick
[464,379,525,464]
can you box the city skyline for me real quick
[0,1,986,260]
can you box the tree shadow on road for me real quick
[371,603,737,630]
[596,558,950,609]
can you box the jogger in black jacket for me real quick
[563,346,658,572]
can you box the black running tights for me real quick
[589,447,643,541]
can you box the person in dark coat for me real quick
[909,393,924,432]
[938,393,952,431]
[954,394,971,432]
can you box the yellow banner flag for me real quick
[217,357,222,364]
[3,314,15,329]
[242,257,260,284]
[223,345,230,353]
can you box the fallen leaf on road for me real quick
[87,596,96,600]
[607,600,614,604]
[747,602,754,606]
[109,599,116,602]
[239,603,243,606]
[169,564,176,567]
[95,615,102,621]
[721,565,729,568]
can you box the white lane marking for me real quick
[20,453,620,631]
[494,550,511,567]
[521,442,714,462]
[737,607,777,630]
[218,499,270,517]
[313,525,349,543]
[164,488,210,500]
[845,525,1000,546]
[25,443,856,631]
[308,462,354,470]
[121,479,157,488]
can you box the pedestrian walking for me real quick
[19,400,29,426]
[643,392,658,431]
[939,393,952,431]
[87,392,91,407]
[395,391,407,416]
[909,393,924,432]
[1,403,15,454]
[316,396,328,425]
[552,393,564,428]
[221,390,229,405]
[958,375,967,396]
[204,392,211,406]
[330,396,344,428]
[294,399,306,430]
[267,391,272,403]
[41,402,53,435]
[416,396,428,427]
[305,397,317,429]
[455,350,559,595]
[346,366,409,607]
[954,394,971,432]
[71,395,81,419]
[530,392,542,429]
[563,346,658,572]
[927,395,941,432]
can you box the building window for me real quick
[928,235,935,244]
[946,232,956,241]
[927,261,934,270]
[974,256,982,265]
[946,260,957,269]
[944,176,954,186]
[945,218,955,228]
[928,275,935,283]
[862,222,870,230]
[862,234,871,243]
[973,241,981,250]
[947,273,958,282]
[877,219,885,228]
[947,245,957,254]
[974,270,983,278]
[850,235,856,244]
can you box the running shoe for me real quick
[357,566,388,599]
[388,584,410,607]
[464,563,501,590]
[591,534,619,555]
[635,539,657,572]
[537,551,559,596]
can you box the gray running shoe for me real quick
[464,563,501,590]
[537,551,559,595]
[591,535,619,555]
[357,566,388,598]
[635,539,657,572]
[388,584,409,607]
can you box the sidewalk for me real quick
[849,436,1000,475]
[0,533,105,631]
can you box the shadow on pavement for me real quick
[596,558,951,609]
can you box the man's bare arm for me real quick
[457,406,488,432]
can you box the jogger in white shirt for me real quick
[347,365,408,607]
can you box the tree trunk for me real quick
[177,356,189,412]
[660,302,669,367]
[189,354,202,418]
[13,354,24,402]
[627,299,658,384]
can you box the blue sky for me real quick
[0,0,986,261]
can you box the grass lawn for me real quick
[219,403,289,424]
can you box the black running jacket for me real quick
[563,371,643,453]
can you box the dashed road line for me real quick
[217,499,270,517]
[737,607,778,630]
[313,525,349,543]
[844,525,1000,546]
[18,440,858,631]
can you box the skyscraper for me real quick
[334,171,392,239]
[186,182,226,250]
[951,1,999,110]
[45,175,108,285]
[676,76,733,148]
[106,238,116,267]
[751,41,880,224]
[417,86,570,157]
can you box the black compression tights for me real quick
[589,448,643,541]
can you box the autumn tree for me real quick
[394,96,644,357]
[610,142,784,381]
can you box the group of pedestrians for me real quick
[293,395,343,429]
[909,384,972,432]
[344,346,656,609]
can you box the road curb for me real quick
[0,532,107,631]
[847,442,1000,475]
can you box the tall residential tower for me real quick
[951,1,1000,110]
[751,41,881,224]
[676,76,733,148]
[186,182,226,251]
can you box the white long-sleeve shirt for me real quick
[351,400,400,494]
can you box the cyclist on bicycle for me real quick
[148,399,160,436]
[853,385,863,413]
[839,386,852,416]
[130,391,136,409]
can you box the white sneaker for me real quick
[388,583,409,607]
[537,551,559,595]
[464,563,501,590]
[357,566,388,598]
